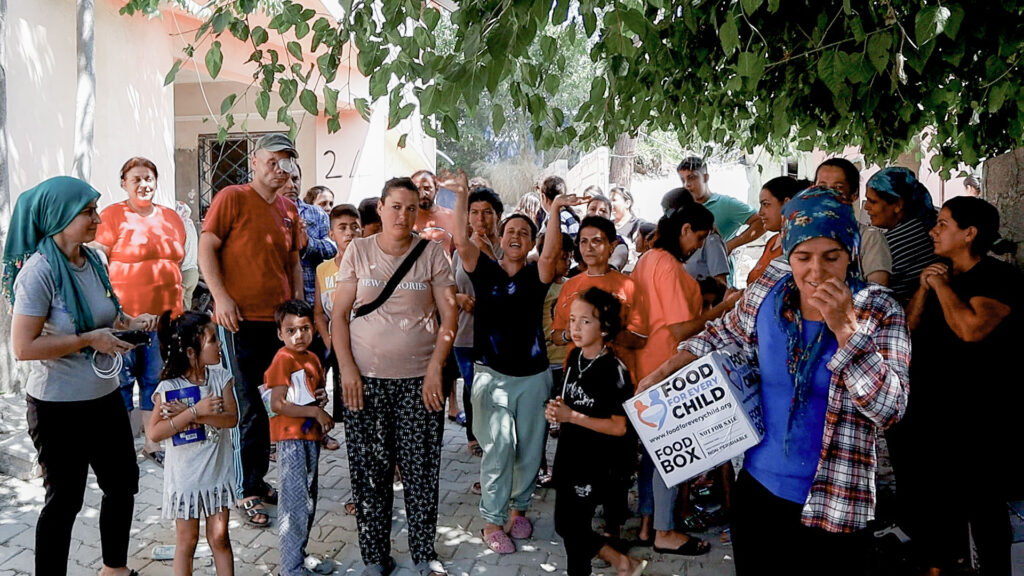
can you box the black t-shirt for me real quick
[909,256,1023,465]
[553,348,634,480]
[467,256,551,377]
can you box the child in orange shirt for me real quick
[266,300,335,575]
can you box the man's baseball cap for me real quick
[255,133,298,157]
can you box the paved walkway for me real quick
[0,395,736,576]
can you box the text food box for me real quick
[624,346,764,488]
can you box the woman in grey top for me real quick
[4,176,157,576]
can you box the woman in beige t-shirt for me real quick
[330,177,457,576]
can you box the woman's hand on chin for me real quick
[807,277,858,347]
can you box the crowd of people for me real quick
[3,132,1022,576]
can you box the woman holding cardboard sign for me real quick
[637,187,911,576]
[902,196,1023,576]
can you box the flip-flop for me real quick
[653,536,711,556]
[481,529,515,554]
[630,559,649,576]
[345,501,358,515]
[321,434,341,451]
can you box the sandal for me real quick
[481,528,515,554]
[262,486,278,505]
[653,536,711,556]
[321,434,341,451]
[471,482,481,495]
[237,497,270,528]
[468,442,483,457]
[142,450,165,468]
[508,515,532,539]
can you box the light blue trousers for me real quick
[471,364,552,526]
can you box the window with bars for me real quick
[197,132,271,221]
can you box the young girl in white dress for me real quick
[148,311,238,575]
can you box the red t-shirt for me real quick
[202,185,300,322]
[631,249,703,380]
[551,270,648,384]
[265,347,324,443]
[95,202,185,317]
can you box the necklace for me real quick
[576,345,607,376]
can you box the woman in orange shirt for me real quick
[95,157,185,465]
[630,201,715,556]
[747,177,810,286]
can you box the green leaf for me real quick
[256,90,270,119]
[287,41,304,62]
[740,0,763,16]
[736,51,764,80]
[719,16,740,56]
[279,78,298,105]
[543,74,561,95]
[816,51,845,93]
[442,115,459,139]
[277,105,290,123]
[944,5,965,40]
[217,126,228,144]
[323,86,339,116]
[849,16,865,43]
[205,41,223,79]
[589,76,607,102]
[397,133,408,148]
[423,7,440,31]
[492,103,505,135]
[867,31,891,74]
[299,89,318,115]
[327,115,341,133]
[915,6,950,46]
[212,10,231,34]
[354,98,371,121]
[229,18,250,42]
[989,82,1010,113]
[621,8,648,35]
[369,71,388,99]
[220,93,236,114]
[294,21,310,39]
[163,59,182,86]
[251,27,268,46]
[540,36,556,62]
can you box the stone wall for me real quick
[981,148,1024,269]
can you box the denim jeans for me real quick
[118,330,162,411]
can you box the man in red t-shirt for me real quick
[198,133,303,516]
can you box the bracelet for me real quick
[168,415,179,433]
[189,405,198,421]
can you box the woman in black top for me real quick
[904,196,1022,576]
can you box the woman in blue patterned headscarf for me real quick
[637,187,910,576]
[864,167,940,304]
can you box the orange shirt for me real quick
[266,347,324,443]
[96,202,185,317]
[415,205,455,255]
[551,271,647,383]
[631,249,703,380]
[746,234,783,287]
[202,185,301,322]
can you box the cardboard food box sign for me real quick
[624,346,764,488]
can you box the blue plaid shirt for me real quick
[297,200,336,304]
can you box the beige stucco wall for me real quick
[6,0,177,208]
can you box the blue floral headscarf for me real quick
[866,167,937,228]
[776,186,864,453]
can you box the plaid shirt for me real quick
[297,200,336,305]
[679,261,910,533]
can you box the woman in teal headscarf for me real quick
[864,167,940,304]
[637,187,911,576]
[4,176,156,576]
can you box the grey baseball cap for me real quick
[254,133,298,157]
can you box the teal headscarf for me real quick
[776,186,864,453]
[867,167,937,228]
[2,176,121,332]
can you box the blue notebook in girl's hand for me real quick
[164,386,207,446]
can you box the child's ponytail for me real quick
[158,311,213,381]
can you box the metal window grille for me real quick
[197,132,271,221]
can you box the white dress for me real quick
[153,366,236,519]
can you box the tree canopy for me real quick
[122,0,1024,175]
